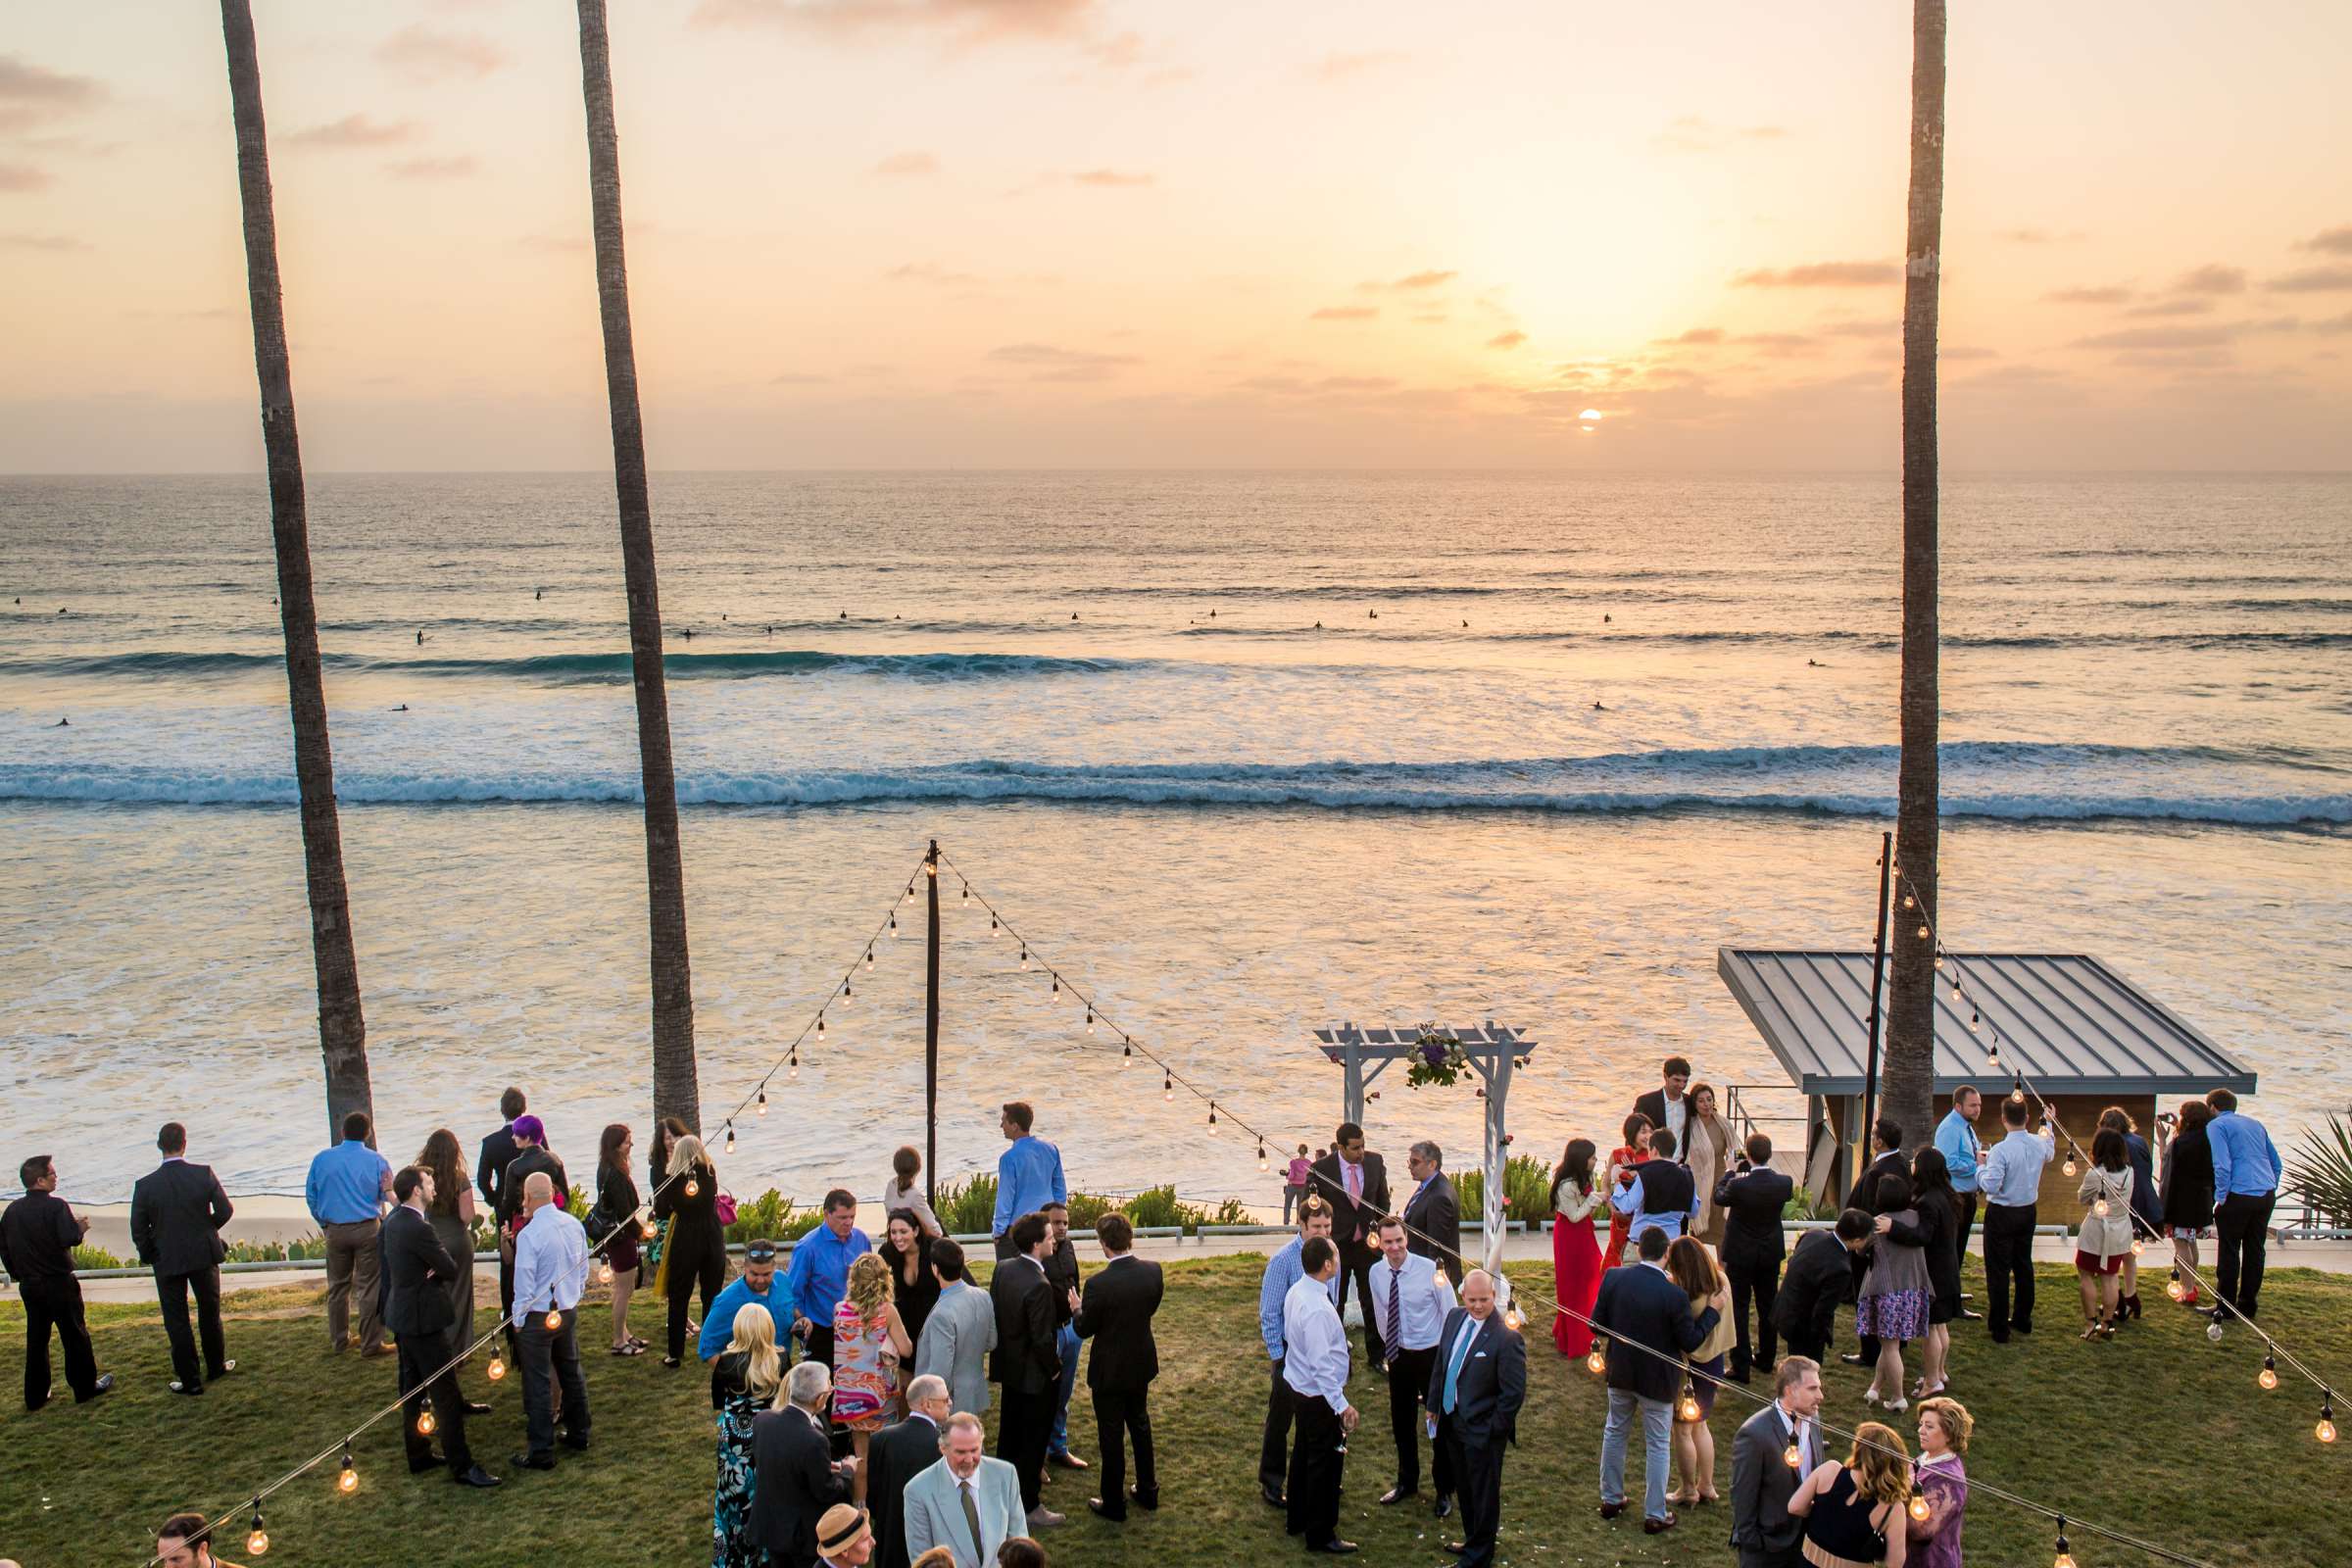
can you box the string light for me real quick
[1934,956,1944,971]
[2011,1084,2027,1105]
[1677,1383,1702,1423]
[639,1217,657,1243]
[757,1090,767,1117]
[1908,1491,1933,1524]
[486,1351,507,1381]
[1086,1009,1095,1033]
[1916,923,1930,940]
[2053,1517,2076,1568]
[789,1054,800,1081]
[2092,1198,2108,1217]
[888,914,898,937]
[817,1016,826,1036]
[724,1122,736,1154]
[841,982,852,1005]
[246,1502,270,1557]
[1587,1347,1607,1376]
[1051,975,1059,996]
[990,915,998,931]
[546,1308,564,1331]
[336,1446,357,1494]
[925,859,937,878]
[684,1177,701,1198]
[1122,1041,1132,1062]
[1903,893,1915,908]
[1020,948,1029,969]
[2320,1396,2338,1445]
[2063,1155,2079,1178]
[1784,1438,1803,1468]
[1206,1103,1219,1134]
[2259,1355,2278,1391]
[2166,1268,2184,1302]
[1257,1140,1269,1172]
[865,947,874,970]
[1163,1071,1173,1102]
[2207,1317,2227,1343]
[416,1407,436,1437]
[598,1259,613,1285]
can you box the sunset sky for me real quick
[5,1,2349,471]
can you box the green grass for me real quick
[4,1253,2346,1566]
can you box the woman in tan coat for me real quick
[1686,1083,1736,1248]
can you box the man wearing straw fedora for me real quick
[815,1502,875,1567]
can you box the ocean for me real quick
[3,470,2347,1207]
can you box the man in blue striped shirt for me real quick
[1932,1086,1988,1320]
[1976,1097,2054,1344]
[2203,1089,2282,1321]
[1255,1197,1334,1509]
[991,1101,1066,1261]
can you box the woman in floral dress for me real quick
[832,1252,911,1504]
[710,1302,783,1568]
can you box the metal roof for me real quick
[1313,1023,1533,1060]
[1715,950,2256,1099]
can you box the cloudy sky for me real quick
[4,0,2349,470]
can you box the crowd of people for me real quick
[0,1061,2293,1568]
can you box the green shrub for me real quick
[72,1243,122,1271]
[2287,1114,2352,1226]
[723,1188,798,1245]
[224,1235,331,1263]
[933,1173,998,1237]
[1784,1186,1840,1222]
[1455,1154,1554,1223]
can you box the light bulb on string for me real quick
[417,1406,437,1437]
[841,982,852,1006]
[546,1308,564,1331]
[599,1258,614,1285]
[1163,1071,1173,1102]
[1587,1347,1607,1376]
[684,1177,701,1199]
[1257,1141,1269,1171]
[990,916,998,931]
[1784,1439,1803,1468]
[1967,1011,1979,1033]
[2207,1317,2226,1343]
[1020,948,1029,970]
[2052,1517,2075,1568]
[1206,1103,1219,1135]
[338,1446,359,1493]
[1934,956,1944,971]
[639,1216,657,1243]
[1086,1010,1095,1033]
[1902,893,1915,909]
[789,1054,801,1082]
[2011,1084,2027,1105]
[1907,1492,1932,1524]
[2166,1269,2184,1302]
[960,884,968,901]
[2259,1355,2278,1391]
[2092,1198,2108,1217]
[2320,1396,2338,1445]
[888,914,898,938]
[2130,1237,2144,1257]
[925,860,937,879]
[2063,1156,2079,1178]
[246,1502,270,1557]
[865,948,874,970]
[724,1122,736,1154]
[1916,923,1930,941]
[816,1017,825,1037]
[488,1350,508,1380]
[1676,1383,1701,1423]
[1121,1041,1132,1063]
[757,1090,768,1117]
[1051,976,1059,996]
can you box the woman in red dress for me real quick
[1551,1138,1605,1356]
[1603,1112,1654,1272]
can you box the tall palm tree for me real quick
[219,0,373,1143]
[1886,0,1947,1154]
[575,0,702,1134]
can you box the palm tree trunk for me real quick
[1886,0,1947,1155]
[575,0,702,1135]
[219,0,373,1145]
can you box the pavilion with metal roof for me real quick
[1717,950,2256,1203]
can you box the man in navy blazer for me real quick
[1591,1227,1720,1536]
[1425,1270,1526,1568]
[128,1121,235,1396]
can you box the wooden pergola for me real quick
[1313,1020,1536,1291]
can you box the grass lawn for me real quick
[4,1252,2346,1567]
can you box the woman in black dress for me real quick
[2160,1098,2217,1308]
[654,1134,728,1367]
[596,1123,647,1355]
[1895,1149,1963,1399]
[875,1209,939,1348]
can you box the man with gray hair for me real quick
[1401,1140,1464,1287]
[755,1359,858,1568]
[871,1374,953,1568]
[903,1411,1029,1568]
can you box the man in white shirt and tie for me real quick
[508,1170,591,1471]
[1282,1236,1362,1554]
[1365,1214,1456,1518]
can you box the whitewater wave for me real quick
[6,744,2344,824]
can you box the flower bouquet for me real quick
[1404,1030,1468,1089]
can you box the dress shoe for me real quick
[1446,1543,1467,1556]
[80,1374,118,1401]
[170,1380,204,1396]
[1378,1486,1418,1506]
[1433,1494,1454,1520]
[452,1464,502,1489]
[209,1359,238,1379]
[462,1399,492,1415]
[1838,1351,1866,1365]
[1026,1506,1064,1529]
[509,1451,557,1471]
[1957,1307,1984,1321]
[1598,1500,1627,1520]
[1086,1497,1126,1522]
[1311,1541,1359,1554]
[410,1454,444,1475]
[362,1345,397,1358]
[1050,1449,1089,1470]
[1130,1489,1158,1511]
[1644,1512,1679,1535]
[2010,1323,2033,1337]
[1262,1484,1288,1509]
[560,1434,591,1452]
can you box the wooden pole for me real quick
[925,838,941,1211]
[1861,830,1894,1187]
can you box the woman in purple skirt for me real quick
[1859,1174,1931,1415]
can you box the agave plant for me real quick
[2286,1114,2352,1226]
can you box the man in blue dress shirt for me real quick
[1932,1086,1988,1320]
[305,1111,393,1356]
[1256,1196,1334,1508]
[2203,1089,2282,1321]
[698,1239,782,1361]
[784,1189,872,1369]
[1975,1097,2054,1344]
[991,1102,1066,1260]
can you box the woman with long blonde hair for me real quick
[710,1302,783,1567]
[832,1250,912,1503]
[654,1134,727,1368]
[1788,1419,1911,1566]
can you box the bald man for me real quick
[510,1171,591,1471]
[1428,1270,1526,1568]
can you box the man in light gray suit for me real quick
[902,1411,1029,1568]
[912,1240,995,1417]
[1728,1355,1823,1568]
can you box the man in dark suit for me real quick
[1845,1118,1905,1365]
[1592,1227,1721,1535]
[478,1088,526,1356]
[754,1360,858,1568]
[1713,1133,1795,1382]
[1073,1212,1163,1521]
[1399,1140,1463,1287]
[2,1154,114,1409]
[1630,1055,1693,1165]
[868,1373,951,1568]
[1307,1122,1392,1367]
[1427,1269,1526,1568]
[381,1165,498,1487]
[128,1122,236,1396]
[1772,1210,1874,1365]
[989,1210,1063,1529]
[1729,1355,1824,1568]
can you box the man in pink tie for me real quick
[1308,1123,1393,1368]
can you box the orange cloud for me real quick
[695,0,1100,48]
[1995,226,2085,244]
[386,156,479,180]
[1308,51,1409,83]
[374,25,511,82]
[0,230,83,249]
[872,150,939,175]
[1309,306,1378,321]
[1069,169,1152,187]
[0,55,104,132]
[1356,270,1455,293]
[2044,284,2132,304]
[288,114,416,149]
[2169,264,2245,295]
[0,163,51,191]
[1653,116,1787,153]
[1486,330,1527,350]
[1732,261,1897,287]
[2265,266,2352,293]
[2294,225,2352,256]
